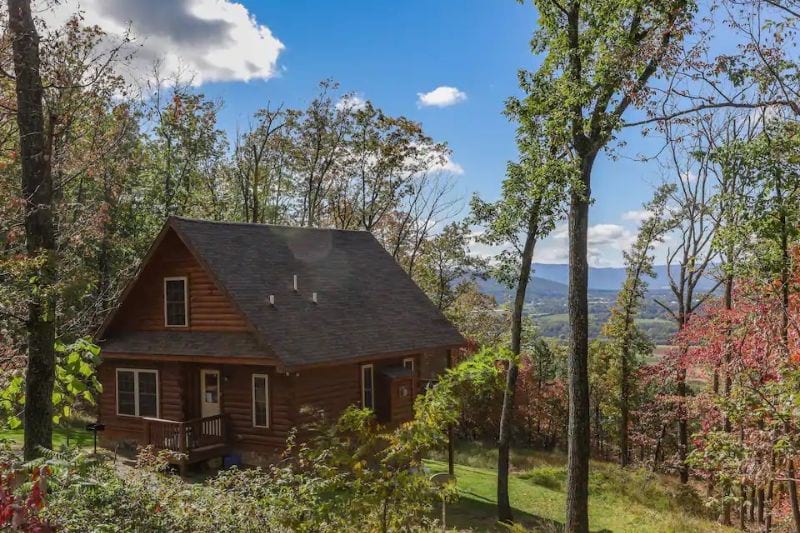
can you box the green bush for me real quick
[521,466,564,491]
[30,404,455,532]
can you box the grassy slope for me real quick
[0,426,94,449]
[427,443,729,532]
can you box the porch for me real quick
[142,413,228,472]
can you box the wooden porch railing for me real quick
[143,414,227,454]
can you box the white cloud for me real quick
[621,209,652,223]
[336,94,367,112]
[417,86,467,108]
[534,223,636,267]
[45,0,284,86]
[430,156,464,175]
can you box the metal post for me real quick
[447,349,455,476]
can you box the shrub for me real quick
[522,466,564,491]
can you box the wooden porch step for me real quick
[184,444,228,465]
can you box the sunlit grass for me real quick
[427,443,731,532]
[0,423,94,449]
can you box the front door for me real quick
[200,369,221,418]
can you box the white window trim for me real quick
[252,374,270,428]
[361,364,374,410]
[116,368,160,418]
[164,276,189,328]
[201,369,221,415]
[403,357,415,373]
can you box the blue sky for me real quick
[50,0,673,267]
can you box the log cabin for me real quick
[95,217,465,468]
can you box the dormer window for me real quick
[164,277,188,327]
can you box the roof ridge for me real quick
[170,216,372,234]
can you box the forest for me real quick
[2,0,800,531]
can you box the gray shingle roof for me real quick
[103,330,267,358]
[169,217,464,368]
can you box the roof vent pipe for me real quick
[312,292,318,304]
[293,274,298,292]
[269,295,275,306]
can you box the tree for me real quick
[2,339,102,437]
[445,281,510,348]
[336,101,447,232]
[601,184,674,467]
[231,104,287,224]
[144,73,226,222]
[8,0,56,460]
[722,120,800,530]
[415,221,486,311]
[515,1,696,528]
[288,80,352,227]
[471,120,568,522]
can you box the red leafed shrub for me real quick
[0,464,52,532]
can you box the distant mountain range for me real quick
[530,263,719,292]
[474,263,720,302]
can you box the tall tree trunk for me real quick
[721,275,734,526]
[9,0,56,461]
[566,159,592,533]
[619,338,630,467]
[677,343,689,484]
[652,423,667,471]
[777,177,800,532]
[497,202,541,523]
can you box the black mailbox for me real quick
[86,422,106,454]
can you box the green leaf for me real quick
[79,362,94,378]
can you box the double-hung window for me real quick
[116,369,159,418]
[403,357,415,373]
[164,277,188,327]
[361,364,374,410]
[252,374,270,428]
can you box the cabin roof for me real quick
[101,331,267,359]
[102,217,464,369]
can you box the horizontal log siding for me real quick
[109,230,249,334]
[97,359,185,444]
[292,364,361,428]
[292,355,425,427]
[222,365,291,454]
[419,348,449,380]
[97,341,451,458]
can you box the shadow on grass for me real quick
[446,495,564,532]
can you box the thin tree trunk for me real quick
[497,202,541,523]
[776,176,800,532]
[739,485,745,530]
[566,160,592,533]
[789,459,800,533]
[9,0,57,461]
[652,423,667,471]
[677,353,689,484]
[447,350,455,477]
[766,476,774,532]
[721,276,734,526]
[620,340,630,467]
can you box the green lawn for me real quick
[427,443,730,532]
[0,425,94,449]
